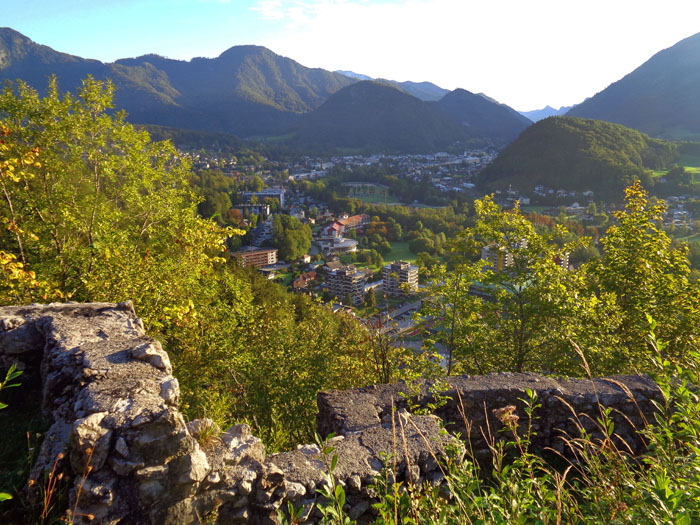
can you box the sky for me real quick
[2,0,700,111]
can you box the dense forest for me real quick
[2,78,700,522]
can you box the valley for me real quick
[3,14,700,524]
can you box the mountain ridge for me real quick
[567,32,700,140]
[289,80,473,153]
[438,88,532,144]
[0,28,533,151]
[288,80,535,153]
[0,28,357,137]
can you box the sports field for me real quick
[383,241,416,263]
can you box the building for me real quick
[321,222,343,238]
[480,239,528,271]
[337,214,370,233]
[327,264,369,304]
[318,237,358,257]
[233,203,271,219]
[382,261,418,297]
[292,271,316,291]
[249,220,274,246]
[553,252,570,270]
[323,258,345,274]
[320,214,370,238]
[235,247,278,268]
[481,241,570,271]
[241,188,285,208]
[480,244,512,271]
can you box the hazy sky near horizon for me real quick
[3,0,699,111]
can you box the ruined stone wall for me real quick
[0,303,662,524]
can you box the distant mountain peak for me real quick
[438,88,532,144]
[520,104,576,122]
[290,80,472,153]
[477,92,500,104]
[218,44,272,60]
[335,70,373,81]
[0,26,31,40]
[0,27,101,71]
[567,31,700,139]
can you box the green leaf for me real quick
[676,513,691,525]
[335,484,346,508]
[0,492,12,501]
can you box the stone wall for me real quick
[0,303,663,524]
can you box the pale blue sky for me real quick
[2,0,700,111]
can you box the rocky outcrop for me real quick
[0,302,663,524]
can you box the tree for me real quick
[409,237,435,254]
[389,221,403,241]
[472,197,610,373]
[198,192,232,223]
[421,230,486,375]
[0,125,52,303]
[365,287,376,308]
[416,251,440,272]
[374,252,385,270]
[589,181,700,367]
[0,77,233,326]
[272,215,312,261]
[422,196,611,375]
[248,174,264,192]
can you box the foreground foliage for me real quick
[423,181,700,377]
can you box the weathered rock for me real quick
[131,341,172,374]
[70,411,112,473]
[114,436,129,457]
[284,480,307,499]
[222,423,266,466]
[175,447,210,485]
[160,377,180,406]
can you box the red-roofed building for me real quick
[292,271,317,290]
[337,214,370,232]
[321,214,370,237]
[321,222,344,238]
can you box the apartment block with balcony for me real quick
[235,247,278,268]
[382,261,418,297]
[327,264,369,304]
